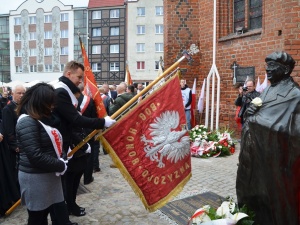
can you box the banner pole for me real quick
[68,46,199,158]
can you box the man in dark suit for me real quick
[51,61,115,224]
[236,51,300,225]
[102,83,117,101]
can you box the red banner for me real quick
[100,75,191,211]
[79,36,107,118]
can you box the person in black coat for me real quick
[53,61,115,218]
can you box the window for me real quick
[60,47,68,55]
[29,32,36,40]
[92,63,101,71]
[45,48,52,56]
[29,48,36,56]
[110,44,119,53]
[61,64,65,71]
[155,6,163,16]
[92,11,101,19]
[110,9,119,18]
[44,31,52,39]
[29,16,36,24]
[92,45,101,54]
[137,61,145,70]
[137,7,145,16]
[110,27,119,36]
[155,43,163,52]
[60,30,68,38]
[137,25,145,34]
[16,66,22,73]
[155,25,164,34]
[44,15,52,23]
[14,17,21,25]
[110,62,119,71]
[15,33,21,41]
[136,43,145,52]
[15,50,21,57]
[45,64,53,72]
[234,0,262,31]
[60,13,69,22]
[30,65,37,72]
[155,61,160,70]
[92,28,101,37]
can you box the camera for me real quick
[242,87,248,92]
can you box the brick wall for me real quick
[164,0,300,136]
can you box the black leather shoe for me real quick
[84,176,94,185]
[93,167,101,172]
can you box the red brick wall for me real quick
[164,0,300,136]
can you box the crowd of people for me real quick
[0,60,145,225]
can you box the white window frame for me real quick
[15,50,21,57]
[15,33,21,41]
[110,44,119,53]
[92,28,101,37]
[110,27,119,36]
[60,30,68,38]
[60,13,69,22]
[14,17,21,25]
[44,31,52,39]
[92,45,101,54]
[110,62,119,71]
[92,63,101,71]
[16,65,22,73]
[155,6,163,16]
[92,11,101,19]
[155,43,163,52]
[44,15,52,23]
[30,65,37,72]
[137,25,145,34]
[45,64,53,72]
[137,61,145,70]
[155,25,164,34]
[137,7,145,16]
[29,48,36,56]
[60,47,68,55]
[136,43,145,52]
[29,32,36,40]
[44,48,52,56]
[110,9,120,18]
[29,16,36,24]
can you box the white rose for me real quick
[251,97,262,107]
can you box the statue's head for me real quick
[265,51,295,84]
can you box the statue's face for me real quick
[265,61,286,84]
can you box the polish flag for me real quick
[259,74,268,92]
[198,79,206,113]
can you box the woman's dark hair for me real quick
[16,83,55,119]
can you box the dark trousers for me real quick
[49,201,69,225]
[84,141,95,183]
[65,169,84,211]
[27,207,50,225]
[93,141,100,169]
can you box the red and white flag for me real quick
[259,74,268,92]
[198,79,206,113]
[79,36,107,118]
[100,75,191,211]
[255,76,261,92]
[191,78,196,128]
[125,64,133,85]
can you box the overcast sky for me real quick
[0,0,89,14]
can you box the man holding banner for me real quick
[52,61,115,223]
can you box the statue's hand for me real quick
[246,104,258,116]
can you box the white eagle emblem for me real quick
[141,110,190,168]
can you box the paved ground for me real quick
[0,143,240,225]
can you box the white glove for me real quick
[56,158,68,176]
[85,143,91,154]
[67,147,73,160]
[104,116,116,127]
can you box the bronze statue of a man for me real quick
[236,51,300,225]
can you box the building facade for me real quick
[0,15,10,84]
[87,0,126,84]
[126,0,164,83]
[164,0,300,134]
[9,0,76,82]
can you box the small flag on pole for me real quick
[125,64,133,85]
[191,78,196,128]
[198,79,206,113]
[79,35,107,118]
[255,77,261,92]
[259,74,268,92]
